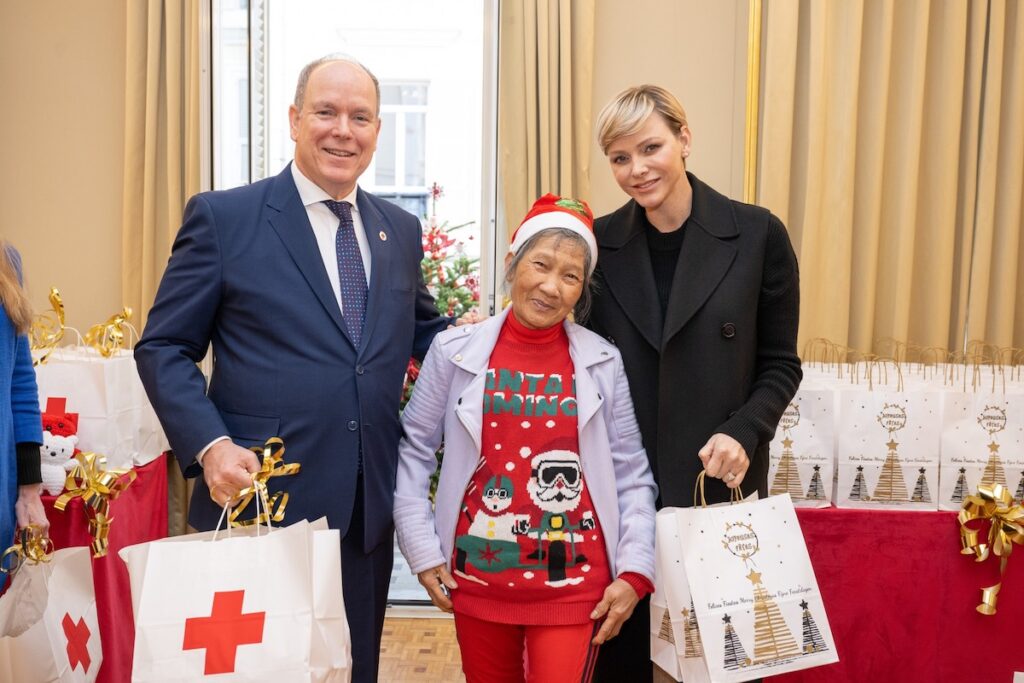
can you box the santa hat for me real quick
[509,194,597,274]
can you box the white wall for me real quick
[0,1,126,331]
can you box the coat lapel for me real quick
[566,324,611,433]
[661,174,739,345]
[595,202,662,351]
[451,309,508,455]
[356,190,394,353]
[265,168,350,342]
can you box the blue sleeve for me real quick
[11,331,42,445]
[135,194,229,474]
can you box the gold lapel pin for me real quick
[379,231,388,242]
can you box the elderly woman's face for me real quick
[505,235,586,330]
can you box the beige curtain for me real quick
[121,0,202,536]
[758,0,1024,354]
[498,0,595,240]
[121,0,202,330]
[964,0,1024,349]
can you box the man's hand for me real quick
[452,308,481,327]
[699,433,749,490]
[203,440,261,507]
[417,564,458,612]
[15,483,49,532]
[590,578,640,644]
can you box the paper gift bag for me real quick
[651,508,712,682]
[834,387,941,510]
[119,518,350,682]
[33,346,168,469]
[768,386,836,508]
[939,389,1024,510]
[677,492,838,682]
[0,547,103,682]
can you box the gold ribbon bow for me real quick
[30,288,66,365]
[84,306,133,357]
[54,452,137,557]
[228,437,301,528]
[0,525,54,577]
[958,483,1024,615]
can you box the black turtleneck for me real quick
[645,217,687,320]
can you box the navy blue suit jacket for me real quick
[136,166,448,550]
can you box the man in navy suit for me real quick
[136,55,459,682]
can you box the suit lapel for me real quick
[596,203,662,351]
[357,191,393,353]
[662,174,739,345]
[265,169,351,342]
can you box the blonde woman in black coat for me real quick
[587,85,802,681]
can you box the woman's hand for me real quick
[417,564,458,612]
[15,483,49,532]
[590,578,640,644]
[699,432,749,490]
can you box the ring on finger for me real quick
[725,472,737,482]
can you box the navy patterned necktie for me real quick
[323,200,368,346]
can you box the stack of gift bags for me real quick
[650,476,838,681]
[766,341,1023,511]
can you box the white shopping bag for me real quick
[33,346,168,469]
[768,386,836,508]
[834,387,941,510]
[0,547,103,682]
[676,491,838,682]
[939,388,1024,509]
[651,508,712,682]
[118,517,350,682]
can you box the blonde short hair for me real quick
[596,85,688,154]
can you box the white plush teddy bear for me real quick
[39,430,79,495]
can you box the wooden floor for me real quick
[379,615,673,682]
[379,616,466,682]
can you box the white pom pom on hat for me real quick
[509,194,597,274]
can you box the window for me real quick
[372,81,430,218]
[211,0,499,605]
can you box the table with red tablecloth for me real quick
[44,454,168,683]
[765,506,1023,682]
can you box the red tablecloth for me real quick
[44,454,168,683]
[765,507,1023,682]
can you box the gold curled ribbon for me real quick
[958,483,1024,615]
[54,452,137,557]
[30,287,66,365]
[0,525,54,577]
[228,437,301,528]
[84,306,133,357]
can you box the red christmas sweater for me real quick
[450,312,614,625]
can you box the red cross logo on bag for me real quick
[183,590,266,675]
[62,613,91,672]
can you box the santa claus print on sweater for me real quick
[449,314,612,625]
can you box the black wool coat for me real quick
[587,172,802,507]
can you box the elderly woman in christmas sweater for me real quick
[394,195,657,683]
